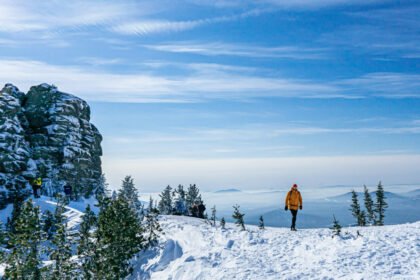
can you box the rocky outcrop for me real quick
[0,83,103,207]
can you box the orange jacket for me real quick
[285,188,302,210]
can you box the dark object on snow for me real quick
[198,203,206,219]
[64,184,72,197]
[192,203,199,217]
[284,206,288,211]
[290,209,298,231]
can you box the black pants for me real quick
[290,209,298,229]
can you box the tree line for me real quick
[331,181,388,237]
[0,175,162,280]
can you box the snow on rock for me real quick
[0,83,103,207]
[131,215,420,280]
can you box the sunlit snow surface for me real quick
[1,196,419,279]
[132,216,420,280]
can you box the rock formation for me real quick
[0,83,103,207]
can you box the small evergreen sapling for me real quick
[232,205,245,231]
[330,215,342,238]
[259,216,265,230]
[211,205,217,226]
[220,217,226,229]
[374,181,388,226]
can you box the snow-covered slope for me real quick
[1,198,419,279]
[133,216,420,280]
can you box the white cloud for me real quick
[102,155,420,191]
[0,59,340,102]
[142,42,328,59]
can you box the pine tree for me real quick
[4,199,46,280]
[374,181,388,226]
[158,185,173,214]
[144,211,163,248]
[330,215,342,238]
[42,210,55,240]
[118,175,142,210]
[359,210,367,227]
[0,221,5,260]
[232,205,245,231]
[185,184,201,215]
[259,216,265,230]
[363,185,376,225]
[350,190,364,226]
[77,204,98,280]
[220,217,226,229]
[5,195,24,233]
[173,185,187,215]
[95,194,145,279]
[210,205,217,226]
[47,223,78,279]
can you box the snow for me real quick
[132,216,420,280]
[1,197,419,279]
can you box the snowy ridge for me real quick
[133,216,420,280]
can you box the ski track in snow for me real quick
[132,216,420,280]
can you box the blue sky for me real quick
[1,0,420,191]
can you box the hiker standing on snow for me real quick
[285,184,303,231]
[192,202,199,217]
[32,177,42,198]
[64,183,72,201]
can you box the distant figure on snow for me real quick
[64,183,72,201]
[285,184,303,231]
[32,177,42,198]
[198,202,206,219]
[192,202,199,217]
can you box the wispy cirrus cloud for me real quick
[0,59,340,103]
[142,42,328,59]
[108,9,262,36]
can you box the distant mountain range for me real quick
[214,188,242,193]
[226,190,420,229]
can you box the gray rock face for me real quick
[0,83,103,207]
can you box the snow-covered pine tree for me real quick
[5,194,24,233]
[77,204,98,280]
[211,205,217,226]
[47,221,79,279]
[259,216,265,230]
[232,204,245,231]
[4,199,46,280]
[158,185,173,215]
[330,215,342,238]
[220,217,226,229]
[173,185,187,215]
[0,221,5,259]
[350,190,364,226]
[374,181,388,226]
[95,194,145,279]
[185,184,201,215]
[144,210,163,248]
[118,175,142,210]
[42,210,55,240]
[363,185,375,225]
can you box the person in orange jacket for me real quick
[285,184,303,231]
